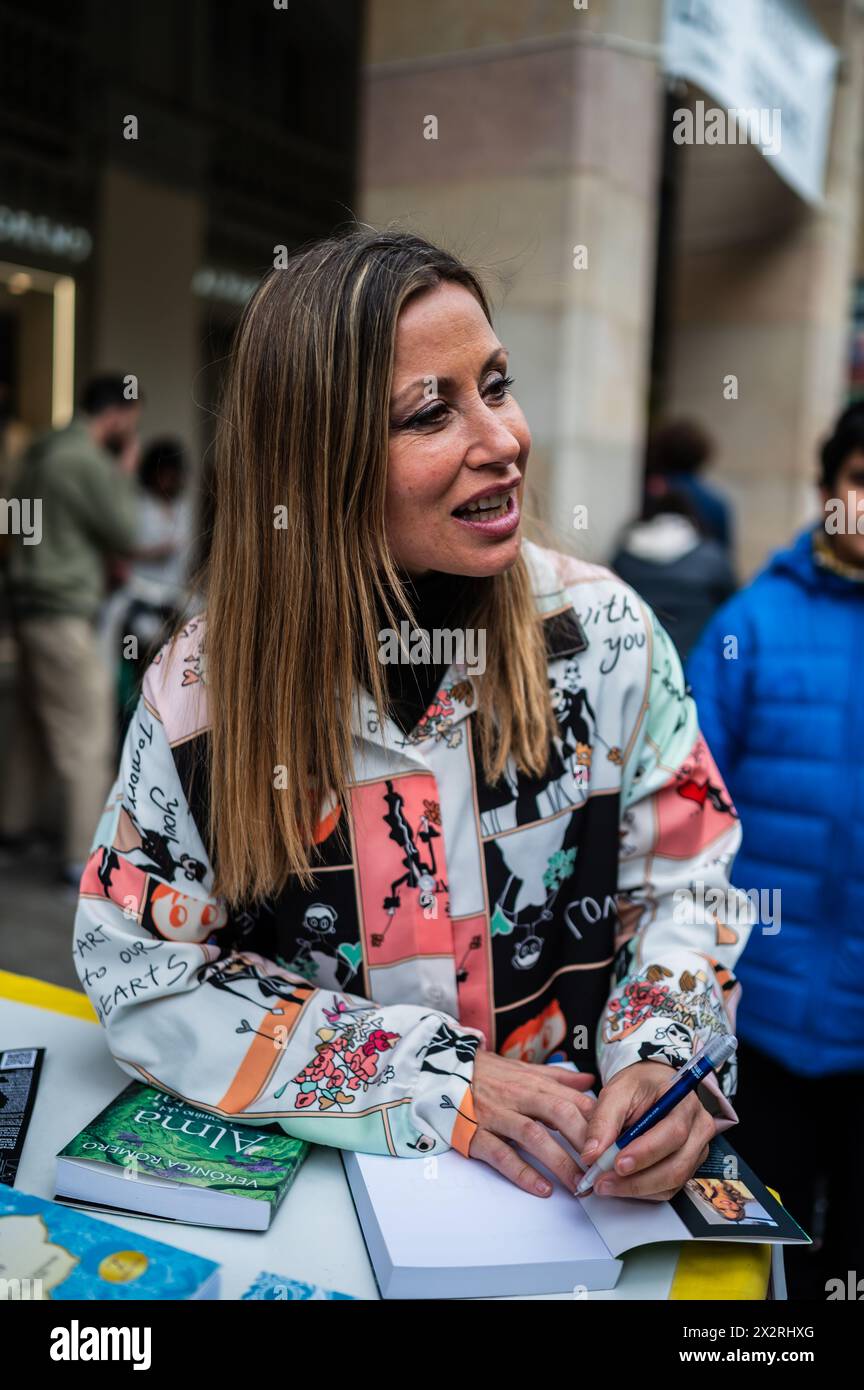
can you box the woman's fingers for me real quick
[521,1067,598,1119]
[468,1052,714,1202]
[594,1135,712,1200]
[581,1077,637,1160]
[466,1052,601,1196]
[541,1067,596,1093]
[493,1108,585,1195]
[469,1090,594,1197]
[607,1096,714,1180]
[607,1105,695,1176]
[527,1089,594,1159]
[468,1129,557,1197]
[533,1083,596,1124]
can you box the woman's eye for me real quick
[391,374,513,431]
[398,403,450,431]
[484,373,515,401]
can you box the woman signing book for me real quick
[73,230,751,1202]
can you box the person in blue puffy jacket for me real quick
[687,406,864,1301]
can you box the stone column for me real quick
[360,0,665,562]
[91,166,204,454]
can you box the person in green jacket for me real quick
[0,375,142,885]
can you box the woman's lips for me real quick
[452,491,521,538]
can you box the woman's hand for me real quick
[467,1048,597,1197]
[580,1060,714,1200]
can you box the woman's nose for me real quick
[463,406,522,468]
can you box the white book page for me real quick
[350,1145,614,1270]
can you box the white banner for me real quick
[663,0,839,204]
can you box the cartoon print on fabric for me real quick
[455,931,483,983]
[110,806,206,886]
[702,849,742,946]
[549,658,596,780]
[197,954,314,1018]
[636,1020,694,1068]
[286,998,400,1112]
[675,742,736,817]
[476,678,587,835]
[264,786,365,993]
[350,771,460,1007]
[181,618,207,686]
[284,998,483,1123]
[649,735,738,861]
[613,880,659,953]
[475,657,620,836]
[149,615,207,688]
[602,961,733,1066]
[379,780,446,930]
[80,842,144,912]
[486,820,576,971]
[501,998,568,1064]
[181,649,205,687]
[143,880,228,942]
[413,1020,482,1149]
[416,1019,481,1081]
[280,901,363,992]
[400,684,466,749]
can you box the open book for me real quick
[343,1132,810,1299]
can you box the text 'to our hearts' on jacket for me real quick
[73,541,752,1160]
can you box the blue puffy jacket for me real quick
[687,524,864,1077]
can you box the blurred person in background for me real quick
[131,437,193,600]
[610,489,736,660]
[647,418,734,554]
[0,374,142,887]
[100,436,194,735]
[686,407,864,1299]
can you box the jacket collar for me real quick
[350,542,590,765]
[349,660,479,771]
[767,523,864,595]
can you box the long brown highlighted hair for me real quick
[203,228,556,905]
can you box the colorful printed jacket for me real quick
[73,542,751,1161]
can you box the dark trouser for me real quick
[732,1038,864,1302]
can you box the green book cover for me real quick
[58,1083,308,1215]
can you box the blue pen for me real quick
[575,1034,738,1195]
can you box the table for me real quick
[0,974,776,1300]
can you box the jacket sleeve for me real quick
[73,671,484,1161]
[597,604,753,1134]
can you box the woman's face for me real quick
[385,281,531,577]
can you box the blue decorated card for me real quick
[241,1270,355,1300]
[0,1188,220,1300]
